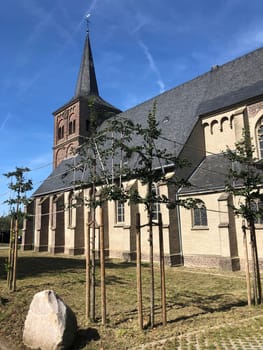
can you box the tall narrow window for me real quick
[251,199,263,225]
[51,196,57,229]
[69,120,76,135]
[68,192,74,227]
[192,202,208,227]
[58,125,64,140]
[258,125,263,159]
[116,200,125,223]
[151,184,160,221]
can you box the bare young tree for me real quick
[107,102,192,328]
[224,130,263,305]
[4,167,32,292]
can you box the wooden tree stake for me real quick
[99,207,106,325]
[158,213,167,326]
[85,214,91,320]
[242,221,251,306]
[136,213,143,329]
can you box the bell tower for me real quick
[52,32,121,168]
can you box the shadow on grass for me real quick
[170,290,247,313]
[0,255,143,281]
[161,291,248,327]
[70,327,100,349]
[113,291,248,328]
[0,256,86,280]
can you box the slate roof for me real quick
[34,155,96,196]
[179,154,230,195]
[75,33,99,98]
[53,33,121,116]
[116,47,263,156]
[34,46,263,197]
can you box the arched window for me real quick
[66,144,74,158]
[58,125,64,140]
[55,148,64,166]
[69,120,76,135]
[151,184,160,221]
[258,124,263,159]
[192,201,208,227]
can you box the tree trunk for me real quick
[11,218,19,292]
[85,214,91,320]
[249,220,262,305]
[91,205,96,321]
[147,183,154,328]
[136,213,143,330]
[158,213,167,326]
[99,207,106,325]
[242,221,251,306]
[7,217,14,290]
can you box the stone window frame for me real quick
[69,119,76,135]
[151,183,160,221]
[191,201,208,229]
[251,198,263,227]
[257,120,263,160]
[115,200,125,224]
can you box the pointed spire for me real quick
[74,32,99,98]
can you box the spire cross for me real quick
[86,13,91,33]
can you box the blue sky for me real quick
[1,0,263,214]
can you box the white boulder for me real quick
[23,290,77,350]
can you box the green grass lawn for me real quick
[1,249,263,349]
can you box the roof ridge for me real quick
[120,46,263,115]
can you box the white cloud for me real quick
[0,113,12,132]
[131,12,148,34]
[87,0,99,14]
[139,40,165,93]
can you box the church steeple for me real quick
[52,30,121,169]
[74,33,99,98]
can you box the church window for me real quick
[58,125,64,140]
[68,192,74,227]
[151,184,160,221]
[69,120,76,135]
[192,202,208,227]
[51,196,57,229]
[251,199,263,225]
[258,125,263,159]
[116,200,125,223]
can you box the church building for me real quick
[22,31,263,271]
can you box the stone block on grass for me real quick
[23,290,77,350]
